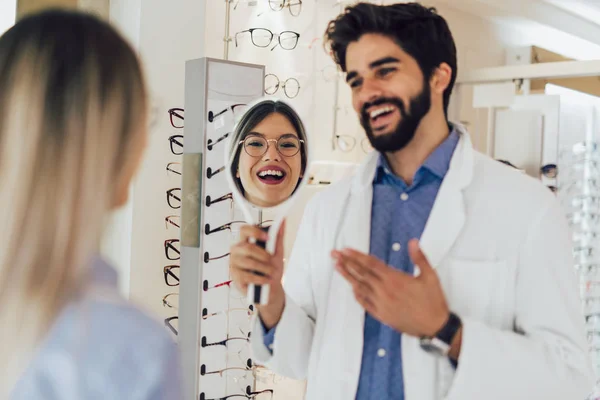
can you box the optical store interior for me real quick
[5,0,600,399]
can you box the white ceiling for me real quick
[433,0,600,60]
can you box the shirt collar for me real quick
[374,127,460,183]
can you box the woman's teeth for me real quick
[258,170,283,177]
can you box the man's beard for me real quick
[360,83,431,153]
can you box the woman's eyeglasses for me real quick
[204,251,230,263]
[205,221,245,235]
[165,215,180,229]
[206,192,233,207]
[264,74,300,99]
[207,132,230,151]
[167,188,181,209]
[168,108,184,128]
[169,135,183,155]
[207,165,225,179]
[166,162,182,176]
[164,265,180,286]
[208,104,246,123]
[240,134,303,158]
[235,28,300,51]
[164,239,180,261]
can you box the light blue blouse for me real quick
[11,256,182,400]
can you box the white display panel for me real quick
[179,57,264,400]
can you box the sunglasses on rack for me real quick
[165,239,180,261]
[169,135,183,155]
[208,104,246,123]
[167,188,181,209]
[168,108,184,128]
[207,132,230,151]
[164,265,179,286]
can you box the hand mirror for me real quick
[225,97,310,305]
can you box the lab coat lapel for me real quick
[403,127,475,400]
[418,126,473,269]
[318,152,378,399]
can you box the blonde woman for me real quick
[0,9,182,400]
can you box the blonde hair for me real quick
[0,9,147,395]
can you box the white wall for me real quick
[0,0,16,36]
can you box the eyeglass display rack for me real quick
[557,140,600,399]
[178,57,265,400]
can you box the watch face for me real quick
[420,337,450,356]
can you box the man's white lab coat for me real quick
[251,125,595,400]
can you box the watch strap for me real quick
[435,312,462,345]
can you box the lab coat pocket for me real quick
[439,258,515,328]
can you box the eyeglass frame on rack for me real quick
[208,104,246,123]
[164,265,180,286]
[204,221,246,236]
[264,74,300,99]
[164,239,180,261]
[165,215,180,229]
[268,0,302,16]
[165,316,178,336]
[234,28,300,51]
[162,292,179,309]
[168,108,184,128]
[167,162,182,176]
[169,134,183,155]
[207,132,231,151]
[167,188,181,209]
[207,165,225,179]
[206,192,233,207]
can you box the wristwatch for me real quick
[419,312,462,356]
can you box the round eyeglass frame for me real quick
[239,136,304,158]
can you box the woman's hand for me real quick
[230,220,286,292]
[230,221,286,327]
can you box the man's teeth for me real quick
[370,106,395,119]
[258,170,283,177]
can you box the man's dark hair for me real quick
[324,2,457,115]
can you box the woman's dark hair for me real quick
[228,99,308,199]
[324,2,458,115]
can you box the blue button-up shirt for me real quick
[263,129,459,399]
[355,130,459,400]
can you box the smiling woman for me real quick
[228,99,307,208]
